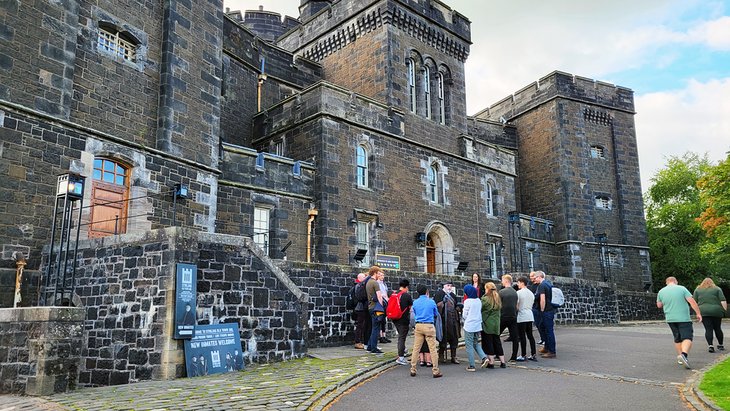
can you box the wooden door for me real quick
[89,158,129,238]
[426,236,435,273]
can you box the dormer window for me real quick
[98,23,138,61]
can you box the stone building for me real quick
[0,0,655,390]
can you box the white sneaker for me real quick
[679,353,691,369]
[395,357,408,365]
[676,355,683,365]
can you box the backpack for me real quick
[354,277,369,303]
[386,290,407,320]
[550,285,565,308]
[345,285,356,310]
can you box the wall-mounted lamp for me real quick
[174,183,190,199]
[353,248,367,263]
[57,173,85,199]
[349,217,358,225]
[415,232,426,243]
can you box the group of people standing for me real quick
[349,266,561,377]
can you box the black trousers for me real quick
[483,333,504,357]
[500,317,519,360]
[518,321,536,356]
[354,310,370,344]
[702,316,724,346]
[394,319,410,357]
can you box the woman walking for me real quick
[693,278,727,352]
[516,277,538,361]
[462,285,488,371]
[481,282,506,368]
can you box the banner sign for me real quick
[184,323,244,377]
[174,263,197,339]
[375,254,400,270]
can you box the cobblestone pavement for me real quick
[0,343,399,411]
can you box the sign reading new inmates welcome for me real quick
[184,323,244,377]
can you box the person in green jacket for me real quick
[693,277,727,353]
[481,282,506,368]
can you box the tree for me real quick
[645,153,712,287]
[696,153,730,282]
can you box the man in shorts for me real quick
[656,276,703,369]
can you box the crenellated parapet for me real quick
[226,7,301,43]
[475,71,635,122]
[277,0,471,62]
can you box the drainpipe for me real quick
[257,58,266,112]
[307,209,318,263]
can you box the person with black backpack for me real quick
[351,272,370,349]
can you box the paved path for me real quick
[0,323,724,411]
[329,323,726,411]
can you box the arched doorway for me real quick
[424,222,454,275]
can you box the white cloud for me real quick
[636,78,730,190]
[688,16,730,50]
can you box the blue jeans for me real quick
[540,310,556,354]
[368,310,383,351]
[533,307,546,342]
[464,331,486,367]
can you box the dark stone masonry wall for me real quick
[0,307,84,395]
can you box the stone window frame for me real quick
[428,164,439,204]
[92,9,149,71]
[590,145,606,159]
[486,180,496,217]
[353,210,378,267]
[423,65,432,119]
[253,205,272,256]
[595,195,612,210]
[437,64,452,126]
[356,145,369,188]
[97,23,138,62]
[406,58,417,113]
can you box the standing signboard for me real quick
[184,323,244,377]
[174,263,197,339]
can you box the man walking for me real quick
[657,276,703,369]
[534,271,557,358]
[499,274,519,363]
[409,284,442,378]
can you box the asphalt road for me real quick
[328,322,722,411]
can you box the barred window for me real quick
[590,145,605,159]
[595,196,612,210]
[98,25,137,61]
[428,164,439,203]
[356,145,368,188]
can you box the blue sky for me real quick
[224,0,730,190]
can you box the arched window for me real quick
[406,58,416,113]
[486,182,494,216]
[424,66,432,119]
[356,145,368,188]
[428,164,439,203]
[89,158,129,237]
[437,72,445,125]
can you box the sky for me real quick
[223,0,730,191]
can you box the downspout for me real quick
[307,209,318,262]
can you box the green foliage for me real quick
[697,154,730,279]
[645,153,712,287]
[698,356,730,410]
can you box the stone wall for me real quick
[0,307,84,395]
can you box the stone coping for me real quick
[0,306,85,323]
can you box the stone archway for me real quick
[424,222,455,275]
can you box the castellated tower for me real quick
[476,72,651,290]
[278,0,472,134]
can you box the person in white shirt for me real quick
[462,284,488,371]
[516,277,537,361]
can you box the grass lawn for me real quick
[699,356,730,410]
